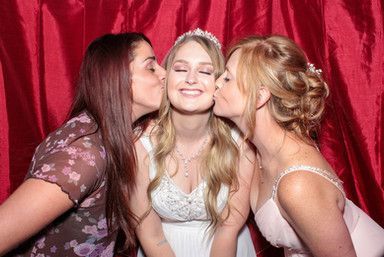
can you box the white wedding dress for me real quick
[137,133,257,257]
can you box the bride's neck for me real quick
[172,111,211,142]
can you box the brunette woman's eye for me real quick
[223,77,230,82]
[146,62,155,72]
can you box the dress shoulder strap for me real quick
[271,165,345,199]
[139,135,157,180]
[139,134,154,153]
[230,127,241,142]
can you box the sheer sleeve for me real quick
[25,113,106,206]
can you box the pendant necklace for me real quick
[175,136,209,177]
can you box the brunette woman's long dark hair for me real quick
[69,32,151,249]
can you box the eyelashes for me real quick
[174,69,187,72]
[173,68,213,76]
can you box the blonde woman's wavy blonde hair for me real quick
[229,35,329,144]
[147,34,239,232]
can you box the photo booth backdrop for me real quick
[1,1,383,256]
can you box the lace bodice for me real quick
[140,135,229,222]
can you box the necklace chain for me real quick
[175,136,209,177]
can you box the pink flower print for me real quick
[48,175,58,182]
[88,160,96,166]
[83,141,92,148]
[68,159,75,165]
[69,171,81,182]
[57,139,67,148]
[36,237,46,249]
[80,151,94,162]
[89,244,105,257]
[35,173,47,179]
[78,115,91,123]
[66,147,78,155]
[82,225,98,236]
[69,240,78,247]
[68,133,76,138]
[96,229,108,239]
[80,184,86,192]
[80,198,95,208]
[97,218,107,229]
[50,246,57,253]
[80,128,86,133]
[73,242,96,256]
[100,147,106,159]
[62,166,72,175]
[100,242,115,257]
[41,164,53,173]
[67,116,77,124]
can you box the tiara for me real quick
[307,63,322,75]
[174,28,221,49]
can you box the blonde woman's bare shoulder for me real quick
[276,167,342,214]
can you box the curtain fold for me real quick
[1,1,382,256]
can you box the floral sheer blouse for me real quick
[7,112,117,257]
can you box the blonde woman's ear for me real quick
[256,86,271,109]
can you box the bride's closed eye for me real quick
[174,69,187,72]
[173,64,187,72]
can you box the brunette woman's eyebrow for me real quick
[143,56,156,62]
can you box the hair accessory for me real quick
[174,28,221,49]
[307,63,322,75]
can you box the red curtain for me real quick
[1,1,383,256]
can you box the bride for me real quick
[130,28,257,257]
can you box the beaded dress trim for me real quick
[271,165,345,199]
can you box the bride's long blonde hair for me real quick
[147,34,239,232]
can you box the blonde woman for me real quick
[130,29,257,257]
[213,35,384,257]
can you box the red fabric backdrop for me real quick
[1,1,383,256]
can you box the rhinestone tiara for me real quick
[174,28,221,49]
